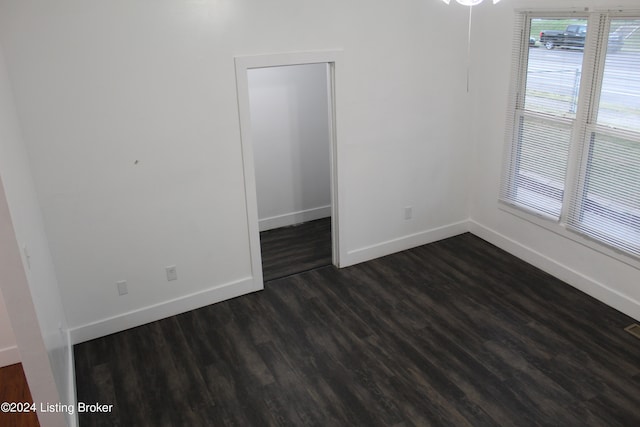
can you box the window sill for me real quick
[498,201,640,271]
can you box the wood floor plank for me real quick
[260,218,331,281]
[0,363,39,427]
[75,233,640,426]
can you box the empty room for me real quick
[0,0,639,426]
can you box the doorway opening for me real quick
[248,63,332,281]
[235,51,342,290]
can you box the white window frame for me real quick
[500,9,640,269]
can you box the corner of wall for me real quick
[69,276,256,345]
[0,345,19,367]
[342,220,471,267]
[66,329,78,427]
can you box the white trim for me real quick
[0,345,20,367]
[327,61,343,268]
[342,221,470,267]
[499,202,640,270]
[469,219,640,321]
[514,8,591,15]
[259,206,331,231]
[234,50,345,283]
[234,57,264,292]
[590,9,640,15]
[234,50,343,71]
[69,277,255,344]
[66,329,78,427]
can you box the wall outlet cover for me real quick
[117,280,128,296]
[166,265,178,281]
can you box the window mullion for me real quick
[561,12,609,226]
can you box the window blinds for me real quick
[500,16,588,220]
[501,12,640,259]
[566,16,640,257]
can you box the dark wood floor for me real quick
[74,233,640,426]
[0,363,40,427]
[260,217,332,281]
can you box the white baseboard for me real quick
[342,220,470,267]
[66,218,639,346]
[468,220,640,321]
[0,345,19,367]
[259,206,331,231]
[69,277,257,344]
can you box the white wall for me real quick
[0,44,69,426]
[469,0,640,321]
[0,0,472,341]
[248,64,331,231]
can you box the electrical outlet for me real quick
[166,265,178,281]
[117,280,128,296]
[404,206,413,220]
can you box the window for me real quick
[501,12,640,258]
